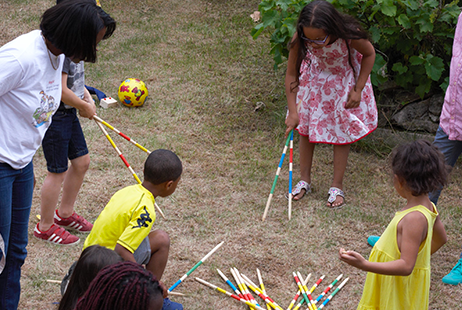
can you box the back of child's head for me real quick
[391,139,448,196]
[74,261,164,310]
[41,0,116,63]
[58,245,123,310]
[144,149,182,185]
[297,0,368,40]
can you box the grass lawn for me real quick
[1,0,461,309]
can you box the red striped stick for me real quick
[287,273,311,310]
[95,120,165,218]
[195,277,265,310]
[240,273,283,310]
[94,115,151,154]
[257,269,271,310]
[233,268,260,308]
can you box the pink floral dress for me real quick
[296,39,377,144]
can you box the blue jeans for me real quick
[41,108,88,173]
[429,126,462,205]
[0,162,34,310]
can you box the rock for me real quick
[377,89,443,133]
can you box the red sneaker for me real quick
[33,223,80,245]
[54,210,93,233]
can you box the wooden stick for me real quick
[94,115,151,154]
[256,269,271,310]
[288,273,311,310]
[240,273,283,310]
[288,130,294,220]
[168,291,186,296]
[168,241,224,292]
[195,277,265,310]
[95,120,165,219]
[262,132,292,221]
[46,279,62,284]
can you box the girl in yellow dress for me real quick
[339,140,448,309]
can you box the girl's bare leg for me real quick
[329,144,350,207]
[295,135,315,200]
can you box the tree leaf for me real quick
[409,55,425,65]
[397,14,411,29]
[425,55,444,81]
[392,62,408,74]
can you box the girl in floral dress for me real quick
[285,0,377,208]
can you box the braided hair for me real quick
[290,0,370,91]
[74,261,164,310]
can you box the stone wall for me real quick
[376,84,444,134]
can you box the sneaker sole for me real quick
[33,227,80,246]
[33,234,80,246]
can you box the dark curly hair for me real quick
[391,139,448,196]
[144,149,182,185]
[74,261,163,310]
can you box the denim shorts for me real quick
[133,236,151,266]
[41,108,88,173]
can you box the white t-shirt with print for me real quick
[0,30,64,169]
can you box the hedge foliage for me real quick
[251,0,461,97]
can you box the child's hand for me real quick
[345,87,361,109]
[159,280,168,298]
[285,111,299,138]
[78,99,97,119]
[339,248,367,270]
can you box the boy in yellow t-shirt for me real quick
[83,149,182,293]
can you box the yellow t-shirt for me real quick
[357,204,437,310]
[83,184,156,253]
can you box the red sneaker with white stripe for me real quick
[54,210,93,233]
[33,223,80,245]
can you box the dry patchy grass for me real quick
[1,0,461,309]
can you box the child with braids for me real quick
[285,0,377,208]
[339,140,448,309]
[74,261,164,310]
[82,149,183,310]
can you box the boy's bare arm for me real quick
[60,72,96,118]
[114,244,137,262]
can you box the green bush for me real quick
[251,0,461,98]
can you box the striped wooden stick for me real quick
[315,275,342,304]
[94,115,151,154]
[257,269,271,310]
[240,273,283,310]
[195,277,265,310]
[217,268,244,299]
[168,241,224,292]
[288,130,294,220]
[95,120,165,219]
[262,132,292,221]
[287,273,311,310]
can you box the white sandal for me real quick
[327,187,345,209]
[287,180,311,201]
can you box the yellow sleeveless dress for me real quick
[357,205,438,310]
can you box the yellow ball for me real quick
[118,78,148,107]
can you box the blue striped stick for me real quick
[217,268,244,299]
[288,129,294,220]
[315,274,343,304]
[168,241,224,292]
[318,278,349,309]
[262,131,293,221]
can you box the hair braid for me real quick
[74,261,163,310]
